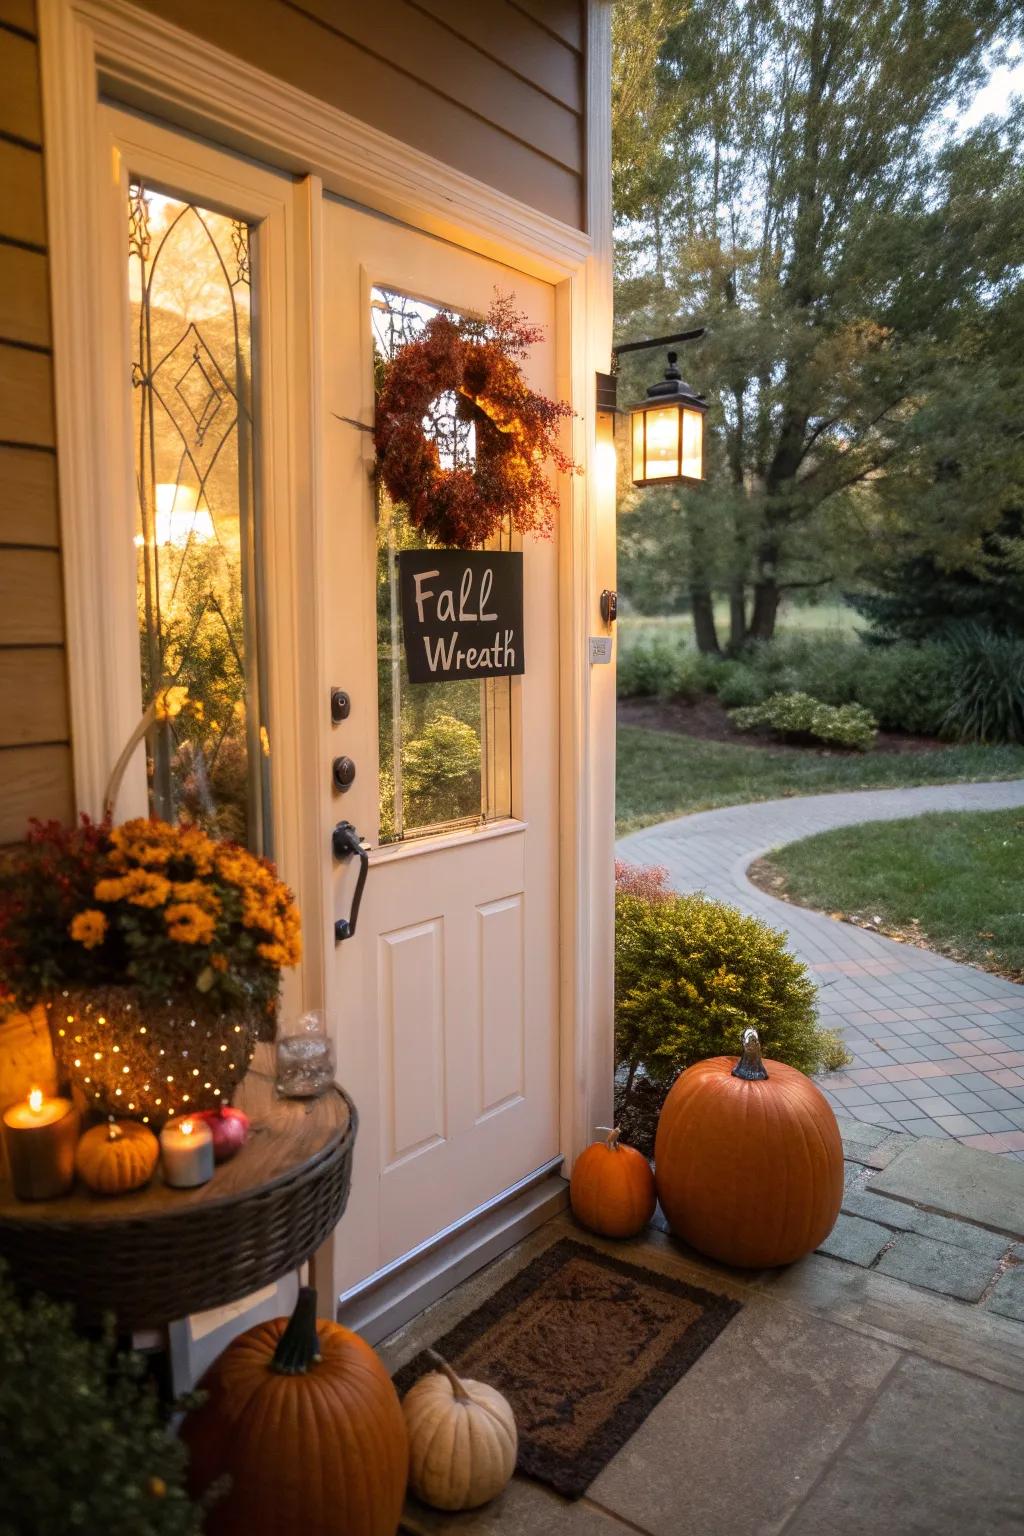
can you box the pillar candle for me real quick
[2,1087,79,1200]
[159,1116,215,1189]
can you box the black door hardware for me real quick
[332,755,357,791]
[330,688,351,722]
[600,589,618,624]
[332,821,369,943]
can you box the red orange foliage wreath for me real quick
[374,295,577,547]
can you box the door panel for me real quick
[322,199,560,1293]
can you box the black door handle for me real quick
[332,821,369,943]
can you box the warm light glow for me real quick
[595,438,618,496]
[154,483,215,547]
[631,400,704,486]
[28,1088,43,1114]
[681,407,703,480]
[180,1119,194,1136]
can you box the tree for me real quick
[613,0,1024,651]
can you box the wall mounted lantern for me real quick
[596,327,707,489]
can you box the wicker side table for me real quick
[0,1046,356,1330]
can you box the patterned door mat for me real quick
[393,1236,741,1500]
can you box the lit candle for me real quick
[2,1087,79,1200]
[159,1117,214,1189]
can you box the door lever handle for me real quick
[332,821,369,943]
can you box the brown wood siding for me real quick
[134,0,586,227]
[0,2,74,843]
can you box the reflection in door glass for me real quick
[373,289,512,844]
[128,183,270,852]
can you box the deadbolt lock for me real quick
[332,755,357,792]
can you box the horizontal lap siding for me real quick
[0,3,74,843]
[136,0,585,227]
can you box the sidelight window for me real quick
[128,183,270,852]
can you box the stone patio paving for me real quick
[385,1120,1024,1536]
[616,781,1024,1156]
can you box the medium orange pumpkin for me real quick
[570,1126,656,1238]
[654,1028,843,1268]
[181,1287,408,1536]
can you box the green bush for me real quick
[0,1267,207,1534]
[941,625,1024,744]
[616,630,688,697]
[855,642,955,735]
[616,883,845,1089]
[730,692,878,750]
[402,712,481,825]
[714,660,768,708]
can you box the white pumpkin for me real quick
[402,1351,517,1511]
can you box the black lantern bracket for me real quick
[595,326,706,417]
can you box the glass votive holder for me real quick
[275,1011,335,1099]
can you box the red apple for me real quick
[195,1106,250,1162]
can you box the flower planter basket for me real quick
[48,987,267,1127]
[0,1046,357,1330]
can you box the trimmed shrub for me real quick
[855,642,955,735]
[615,876,845,1091]
[714,660,768,708]
[730,692,878,750]
[616,630,687,697]
[942,624,1024,745]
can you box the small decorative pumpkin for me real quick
[403,1350,517,1511]
[194,1105,250,1162]
[654,1027,843,1268]
[569,1125,656,1238]
[75,1117,159,1195]
[181,1286,408,1536]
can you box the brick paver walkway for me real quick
[617,781,1024,1156]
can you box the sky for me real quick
[955,44,1024,131]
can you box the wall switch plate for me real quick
[589,636,613,665]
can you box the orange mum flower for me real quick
[70,909,108,949]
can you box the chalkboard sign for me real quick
[399,550,525,684]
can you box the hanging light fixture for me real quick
[596,326,708,489]
[629,350,707,487]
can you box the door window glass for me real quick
[373,289,513,844]
[128,183,270,852]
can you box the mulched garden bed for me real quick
[618,694,945,755]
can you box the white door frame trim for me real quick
[37,0,615,1293]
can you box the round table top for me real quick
[0,1045,351,1224]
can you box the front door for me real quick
[320,201,562,1296]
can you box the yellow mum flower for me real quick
[164,902,216,945]
[70,909,108,949]
[96,867,171,908]
[171,880,221,914]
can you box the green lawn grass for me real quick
[616,725,1024,835]
[757,807,1024,982]
[619,599,859,646]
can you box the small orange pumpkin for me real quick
[75,1117,159,1194]
[181,1286,408,1536]
[570,1126,656,1238]
[655,1028,843,1268]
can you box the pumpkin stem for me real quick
[107,1117,122,1142]
[732,1027,769,1081]
[425,1347,471,1402]
[270,1286,323,1375]
[604,1126,622,1150]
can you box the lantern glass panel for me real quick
[682,406,703,481]
[631,408,645,483]
[640,405,680,481]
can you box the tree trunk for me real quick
[748,579,781,641]
[690,587,722,654]
[728,583,748,652]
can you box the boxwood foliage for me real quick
[730,691,878,750]
[0,1266,208,1535]
[615,870,847,1094]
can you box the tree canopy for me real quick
[613,0,1024,650]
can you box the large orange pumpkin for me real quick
[570,1126,656,1238]
[654,1028,843,1268]
[181,1287,408,1536]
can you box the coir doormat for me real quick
[393,1236,741,1500]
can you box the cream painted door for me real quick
[320,199,561,1296]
